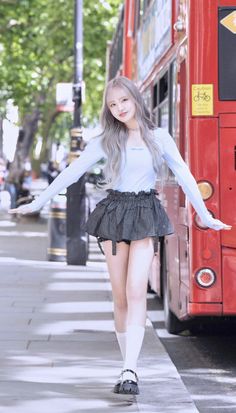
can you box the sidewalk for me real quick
[0,211,198,413]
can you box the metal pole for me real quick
[73,0,82,128]
[66,0,88,265]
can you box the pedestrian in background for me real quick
[9,76,231,395]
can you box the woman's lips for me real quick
[119,112,127,118]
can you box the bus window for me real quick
[143,87,152,112]
[137,0,144,28]
[159,72,168,103]
[158,100,169,130]
[158,71,169,130]
[136,0,153,29]
[170,59,187,202]
[152,82,158,125]
[219,7,236,100]
[143,0,152,15]
[170,61,180,142]
[156,71,171,181]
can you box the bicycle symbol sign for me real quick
[192,84,213,116]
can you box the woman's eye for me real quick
[122,98,128,102]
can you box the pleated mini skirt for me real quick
[85,189,174,255]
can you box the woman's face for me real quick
[106,86,136,124]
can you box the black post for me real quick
[66,0,87,265]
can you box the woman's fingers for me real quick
[204,216,232,231]
[8,204,34,215]
[209,219,232,231]
[222,225,232,230]
[8,208,20,214]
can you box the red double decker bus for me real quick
[107,0,236,333]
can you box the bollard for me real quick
[47,194,67,262]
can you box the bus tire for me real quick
[162,248,185,335]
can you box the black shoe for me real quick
[113,379,121,393]
[118,369,139,395]
[113,371,123,393]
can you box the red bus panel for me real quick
[219,126,236,247]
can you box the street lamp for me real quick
[66,0,87,265]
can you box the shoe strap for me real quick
[121,369,138,382]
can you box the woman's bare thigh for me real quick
[102,241,130,305]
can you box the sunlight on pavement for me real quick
[0,220,16,227]
[42,301,114,314]
[0,231,47,237]
[46,281,111,291]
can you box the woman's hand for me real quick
[8,201,38,215]
[204,216,232,231]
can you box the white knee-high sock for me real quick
[123,324,145,372]
[115,331,126,360]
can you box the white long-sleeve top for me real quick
[29,128,219,228]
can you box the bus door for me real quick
[219,115,236,314]
[176,58,189,319]
[218,6,236,314]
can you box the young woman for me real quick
[9,76,231,395]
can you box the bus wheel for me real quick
[162,250,185,335]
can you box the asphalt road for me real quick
[147,294,236,413]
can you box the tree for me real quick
[0,0,121,180]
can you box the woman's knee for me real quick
[126,283,147,302]
[113,297,128,312]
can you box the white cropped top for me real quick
[30,128,216,228]
[114,145,156,192]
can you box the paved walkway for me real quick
[0,209,198,413]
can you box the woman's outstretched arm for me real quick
[155,128,231,231]
[9,137,106,214]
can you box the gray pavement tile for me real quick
[29,311,113,322]
[0,389,139,413]
[27,319,115,336]
[0,318,32,328]
[0,308,35,314]
[49,331,117,342]
[0,276,45,286]
[12,299,46,307]
[0,341,28,350]
[0,332,50,341]
[0,288,46,297]
[0,298,15,307]
[37,300,113,312]
[27,335,118,353]
[44,291,111,300]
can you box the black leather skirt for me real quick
[85,189,173,255]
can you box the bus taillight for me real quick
[197,181,214,200]
[195,268,216,288]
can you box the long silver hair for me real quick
[97,76,162,189]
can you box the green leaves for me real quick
[0,0,120,144]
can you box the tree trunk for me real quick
[7,107,41,185]
[32,109,61,176]
[40,109,61,163]
[0,117,3,158]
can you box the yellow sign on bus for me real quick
[192,84,213,116]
